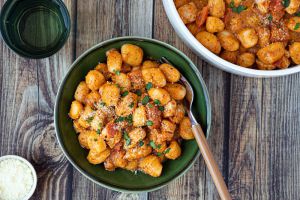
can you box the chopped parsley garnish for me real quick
[145,82,153,90]
[294,23,300,30]
[115,116,125,123]
[142,96,150,105]
[136,90,142,96]
[96,129,101,134]
[100,102,106,107]
[149,140,158,149]
[126,114,133,125]
[295,12,300,17]
[158,106,164,111]
[139,140,144,147]
[164,148,171,154]
[146,120,153,126]
[148,103,153,108]
[282,0,290,8]
[122,91,129,97]
[86,116,94,123]
[267,14,273,21]
[124,131,131,146]
[129,102,135,108]
[154,99,161,105]
[229,1,247,14]
[113,70,121,75]
[157,147,171,156]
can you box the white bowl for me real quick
[0,155,37,200]
[162,0,300,78]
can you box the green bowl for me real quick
[54,36,211,192]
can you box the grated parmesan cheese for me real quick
[0,159,34,200]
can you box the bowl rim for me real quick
[54,36,212,193]
[162,0,300,78]
[0,155,37,199]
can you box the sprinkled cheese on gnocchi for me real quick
[69,44,194,177]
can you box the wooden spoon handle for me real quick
[192,124,232,200]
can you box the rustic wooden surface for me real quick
[0,0,300,199]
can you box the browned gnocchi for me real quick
[69,44,194,177]
[176,0,300,70]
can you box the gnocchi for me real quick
[69,44,195,177]
[159,63,181,83]
[85,70,106,91]
[175,0,300,69]
[196,31,221,54]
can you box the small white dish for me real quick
[162,0,300,78]
[0,155,37,200]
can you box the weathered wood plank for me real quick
[150,0,230,199]
[202,68,231,200]
[72,0,153,199]
[0,0,75,199]
[228,77,262,200]
[254,76,300,200]
[32,0,76,199]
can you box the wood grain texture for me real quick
[254,76,300,200]
[72,0,153,199]
[0,0,75,199]
[228,77,262,200]
[31,0,76,199]
[149,1,229,199]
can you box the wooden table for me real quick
[1,0,300,199]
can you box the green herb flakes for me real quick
[113,70,121,75]
[164,148,171,154]
[267,14,272,21]
[115,116,125,123]
[136,90,142,96]
[233,5,247,13]
[282,0,290,8]
[142,96,150,105]
[96,129,101,134]
[158,106,164,111]
[146,120,153,126]
[149,140,157,149]
[86,116,94,123]
[148,103,153,108]
[126,114,133,125]
[129,102,135,108]
[124,131,131,146]
[154,99,161,105]
[145,82,153,90]
[229,1,247,13]
[122,91,129,97]
[139,140,144,147]
[294,23,300,30]
[295,12,300,17]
